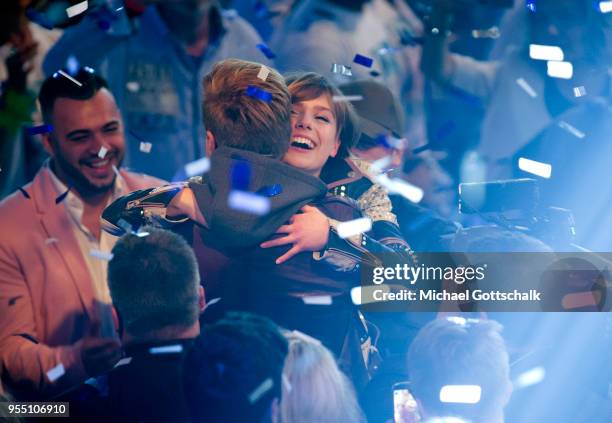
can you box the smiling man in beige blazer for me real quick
[0,67,163,399]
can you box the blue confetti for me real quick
[27,124,53,136]
[256,43,276,59]
[55,187,71,204]
[66,56,80,76]
[246,85,273,103]
[353,54,374,68]
[18,187,30,199]
[231,160,251,191]
[257,184,283,197]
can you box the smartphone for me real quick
[393,382,421,423]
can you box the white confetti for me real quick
[547,61,573,79]
[375,174,424,203]
[516,78,537,98]
[98,146,108,159]
[66,1,88,18]
[89,249,114,261]
[228,190,270,215]
[46,363,66,382]
[126,81,140,92]
[337,217,372,239]
[248,378,274,404]
[600,1,612,13]
[302,295,333,305]
[57,70,83,87]
[114,357,133,368]
[332,95,363,102]
[184,157,211,177]
[518,157,552,179]
[529,44,564,61]
[514,366,545,389]
[351,284,391,305]
[558,121,586,139]
[149,344,183,354]
[139,142,152,153]
[257,65,270,81]
[45,238,58,245]
[282,374,292,393]
[135,231,150,238]
[440,385,481,404]
[573,86,587,97]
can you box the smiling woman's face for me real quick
[283,94,340,177]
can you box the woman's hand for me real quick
[260,205,330,264]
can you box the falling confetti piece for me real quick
[228,191,270,215]
[184,157,211,177]
[66,1,88,18]
[256,43,276,59]
[440,385,481,404]
[558,121,585,139]
[249,378,274,404]
[114,357,133,368]
[98,146,108,159]
[302,295,333,305]
[518,157,552,179]
[337,217,372,239]
[55,188,71,204]
[149,344,183,354]
[332,95,363,102]
[57,70,83,87]
[547,61,573,79]
[331,64,353,76]
[126,81,140,92]
[45,238,59,245]
[516,78,537,98]
[353,54,374,68]
[529,44,564,61]
[46,363,66,382]
[89,249,114,261]
[573,86,587,97]
[27,124,54,136]
[139,142,152,153]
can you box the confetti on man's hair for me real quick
[246,85,273,103]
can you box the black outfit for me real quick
[184,147,375,389]
[60,338,194,423]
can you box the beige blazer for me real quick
[0,167,163,398]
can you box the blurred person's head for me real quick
[38,67,125,200]
[184,312,289,423]
[157,0,219,46]
[108,227,204,343]
[283,72,360,177]
[280,331,365,423]
[407,318,512,423]
[203,59,291,159]
[527,0,609,64]
[340,79,406,171]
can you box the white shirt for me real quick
[46,162,127,337]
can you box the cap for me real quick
[338,80,404,139]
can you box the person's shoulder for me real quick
[0,182,37,225]
[120,170,167,191]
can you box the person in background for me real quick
[43,0,271,180]
[184,312,289,423]
[63,227,205,422]
[280,330,366,423]
[0,0,63,199]
[0,68,163,399]
[406,317,512,423]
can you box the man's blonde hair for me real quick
[203,59,291,158]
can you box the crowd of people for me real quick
[1,0,612,422]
